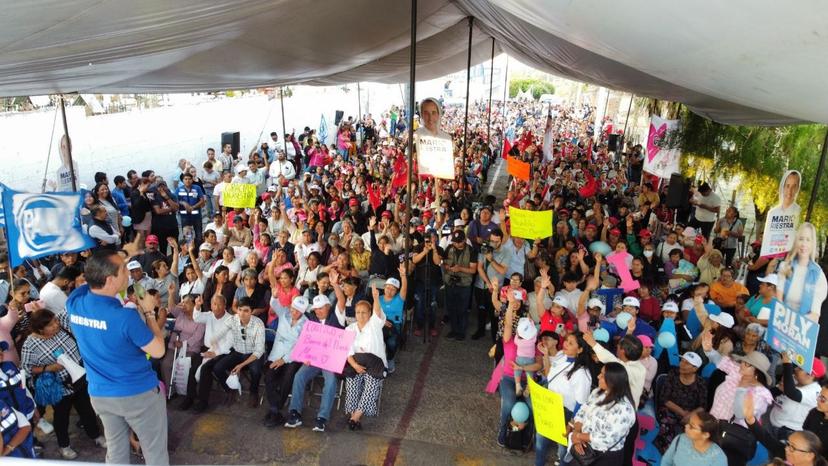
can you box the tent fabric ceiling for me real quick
[1,0,826,125]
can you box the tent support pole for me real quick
[279,87,288,154]
[405,0,418,340]
[461,16,474,194]
[357,82,362,120]
[501,55,509,155]
[486,37,495,146]
[806,128,828,221]
[59,95,77,192]
[621,93,634,141]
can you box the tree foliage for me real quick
[508,78,555,100]
[673,107,828,233]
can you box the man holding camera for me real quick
[473,228,507,341]
[441,230,477,340]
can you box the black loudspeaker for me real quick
[334,110,344,126]
[221,132,240,158]
[666,173,690,209]
[607,133,620,151]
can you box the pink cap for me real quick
[637,335,654,348]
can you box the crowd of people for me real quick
[0,93,827,466]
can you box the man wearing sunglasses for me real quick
[194,297,265,411]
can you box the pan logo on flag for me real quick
[16,195,78,255]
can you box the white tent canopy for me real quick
[1,0,827,125]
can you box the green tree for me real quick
[508,78,555,100]
[672,107,828,238]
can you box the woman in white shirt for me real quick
[343,286,387,431]
[570,362,637,466]
[180,245,206,297]
[535,331,594,466]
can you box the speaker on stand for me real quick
[221,132,240,160]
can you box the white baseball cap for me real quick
[291,296,309,312]
[757,274,779,287]
[311,295,331,309]
[586,298,605,313]
[385,278,401,289]
[681,352,703,368]
[662,301,679,313]
[127,261,142,271]
[517,317,538,341]
[622,296,640,308]
[453,219,465,227]
[709,312,735,329]
[551,296,569,309]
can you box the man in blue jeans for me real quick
[284,294,346,432]
[441,230,477,340]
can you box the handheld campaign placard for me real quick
[290,321,356,374]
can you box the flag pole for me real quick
[806,128,828,221]
[59,95,77,192]
[279,87,288,155]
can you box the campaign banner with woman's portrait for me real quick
[760,169,801,258]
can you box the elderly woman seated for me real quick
[343,286,388,431]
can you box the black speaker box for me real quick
[221,132,240,158]
[608,133,620,151]
[334,110,345,126]
[666,173,690,209]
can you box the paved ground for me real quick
[39,159,531,465]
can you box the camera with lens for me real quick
[448,274,462,286]
[480,242,493,255]
[306,283,319,300]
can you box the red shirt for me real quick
[638,296,661,324]
[539,310,576,348]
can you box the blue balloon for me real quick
[593,328,610,343]
[657,331,677,349]
[511,401,530,424]
[615,312,633,329]
[588,241,612,257]
[122,215,132,227]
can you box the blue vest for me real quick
[0,362,34,418]
[0,401,35,458]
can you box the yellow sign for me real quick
[509,207,553,239]
[223,183,257,208]
[528,377,568,445]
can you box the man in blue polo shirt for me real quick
[66,248,168,465]
[177,172,206,245]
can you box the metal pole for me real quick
[405,0,418,339]
[357,82,362,120]
[59,95,77,191]
[486,37,495,145]
[621,93,634,139]
[806,128,828,221]
[279,87,288,154]
[461,17,474,194]
[501,55,509,154]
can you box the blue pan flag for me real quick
[1,184,95,267]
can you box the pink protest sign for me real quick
[290,321,355,374]
[606,253,640,293]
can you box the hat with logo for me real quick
[291,296,309,312]
[709,312,735,329]
[451,230,466,243]
[622,296,641,308]
[517,317,538,341]
[385,278,401,289]
[551,296,569,309]
[758,274,780,287]
[311,295,331,309]
[127,261,142,271]
[682,352,703,368]
[587,298,606,313]
[662,301,680,313]
[145,234,159,245]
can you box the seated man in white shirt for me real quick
[183,294,233,410]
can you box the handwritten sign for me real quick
[507,156,530,181]
[606,253,641,293]
[290,320,355,374]
[416,135,455,179]
[528,377,567,446]
[766,302,819,373]
[508,207,552,239]
[222,183,257,208]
